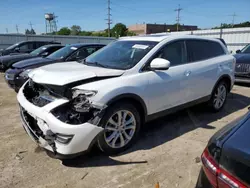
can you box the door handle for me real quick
[184,70,191,76]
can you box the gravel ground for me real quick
[0,73,249,188]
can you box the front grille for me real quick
[20,107,43,140]
[235,63,250,73]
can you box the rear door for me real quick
[184,39,226,101]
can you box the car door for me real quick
[145,40,189,114]
[185,40,225,101]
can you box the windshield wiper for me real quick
[85,61,109,68]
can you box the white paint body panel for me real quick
[29,61,124,86]
[17,85,103,155]
[17,35,235,155]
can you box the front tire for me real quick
[97,102,141,155]
[209,81,228,112]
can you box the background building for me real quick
[128,23,198,35]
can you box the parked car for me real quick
[234,44,250,83]
[17,35,235,159]
[5,43,105,92]
[0,44,64,72]
[0,40,60,56]
[196,109,250,188]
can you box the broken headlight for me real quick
[19,69,32,79]
[71,89,97,113]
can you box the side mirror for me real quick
[236,50,241,54]
[41,52,49,57]
[150,58,170,70]
[14,47,20,52]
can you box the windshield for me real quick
[47,45,78,60]
[6,43,19,50]
[241,44,250,53]
[30,46,47,56]
[85,40,158,70]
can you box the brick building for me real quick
[128,23,198,35]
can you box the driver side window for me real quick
[156,41,187,67]
[68,47,95,61]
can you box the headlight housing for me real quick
[71,89,97,112]
[19,69,32,79]
[72,89,97,98]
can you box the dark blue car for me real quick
[196,109,250,187]
[5,43,105,92]
[234,44,250,83]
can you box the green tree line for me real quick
[213,21,250,29]
[57,23,136,37]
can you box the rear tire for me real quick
[97,102,141,155]
[209,81,228,112]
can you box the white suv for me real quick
[17,35,235,158]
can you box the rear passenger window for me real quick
[186,40,225,62]
[36,42,46,48]
[156,41,187,66]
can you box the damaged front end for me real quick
[52,89,106,125]
[23,79,106,126]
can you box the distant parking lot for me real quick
[0,73,249,188]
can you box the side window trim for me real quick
[141,39,188,71]
[185,39,226,64]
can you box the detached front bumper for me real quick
[17,85,104,158]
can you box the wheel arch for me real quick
[106,93,148,124]
[212,74,232,94]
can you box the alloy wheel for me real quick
[104,110,136,149]
[213,84,227,110]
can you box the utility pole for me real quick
[6,28,8,34]
[29,21,33,30]
[16,24,19,34]
[106,0,112,37]
[174,4,182,31]
[229,13,237,27]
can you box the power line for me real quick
[105,0,112,37]
[229,12,238,27]
[15,24,19,34]
[174,4,182,31]
[29,21,33,30]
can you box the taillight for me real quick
[201,148,247,188]
[202,148,219,187]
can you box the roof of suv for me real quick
[120,34,221,42]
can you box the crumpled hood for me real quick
[234,53,250,64]
[13,57,56,69]
[29,61,125,86]
[0,53,31,64]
